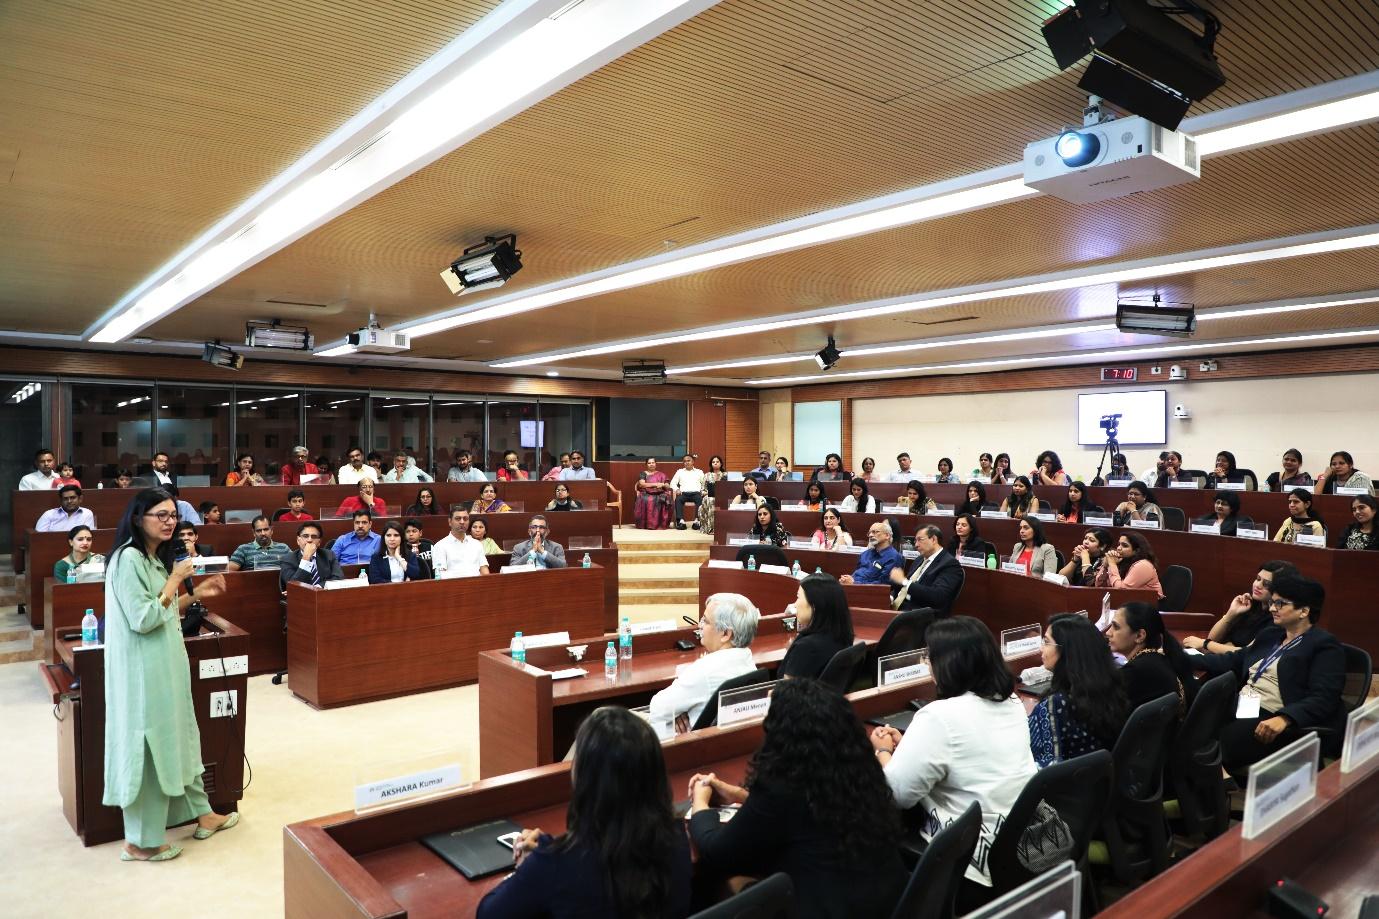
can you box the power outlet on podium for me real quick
[200,655,249,679]
[209,690,239,719]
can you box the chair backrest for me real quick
[1053,548,1066,571]
[817,642,868,693]
[1173,671,1237,760]
[1111,693,1180,803]
[1167,670,1237,839]
[270,507,291,522]
[889,801,982,919]
[987,750,1113,896]
[692,668,771,731]
[1160,506,1186,531]
[734,544,789,568]
[950,566,966,608]
[764,496,782,511]
[1158,564,1194,612]
[689,872,796,919]
[1341,644,1374,714]
[874,608,934,661]
[1183,468,1209,488]
[1237,468,1259,491]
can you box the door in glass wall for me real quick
[0,379,50,553]
[537,401,592,475]
[69,382,154,483]
[487,399,540,478]
[235,389,301,482]
[156,385,231,486]
[433,396,486,478]
[371,393,432,477]
[303,391,366,481]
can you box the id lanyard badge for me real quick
[1237,637,1301,719]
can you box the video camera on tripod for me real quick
[1099,413,1122,437]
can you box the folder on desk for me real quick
[421,818,523,879]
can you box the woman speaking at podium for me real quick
[103,488,237,862]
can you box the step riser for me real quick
[620,580,698,591]
[622,554,709,565]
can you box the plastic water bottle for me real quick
[746,555,757,572]
[357,568,369,583]
[814,566,822,575]
[582,552,591,569]
[80,609,99,647]
[986,553,998,570]
[510,631,526,665]
[619,617,633,661]
[791,560,802,578]
[66,567,77,585]
[604,642,618,680]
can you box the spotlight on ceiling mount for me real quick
[202,341,244,370]
[814,336,842,371]
[440,234,523,295]
[1116,294,1197,338]
[245,320,314,350]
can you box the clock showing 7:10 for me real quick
[1100,367,1138,382]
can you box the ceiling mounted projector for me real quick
[1024,114,1198,204]
[1116,296,1197,338]
[346,315,410,354]
[815,336,842,371]
[622,360,667,385]
[441,234,523,295]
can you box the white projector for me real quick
[1023,115,1199,204]
[347,327,410,354]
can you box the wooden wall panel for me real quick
[725,400,759,472]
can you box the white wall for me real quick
[851,371,1379,484]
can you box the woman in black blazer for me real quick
[1198,572,1346,773]
[946,513,994,564]
[779,574,853,680]
[367,521,424,584]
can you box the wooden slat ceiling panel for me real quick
[0,0,503,332]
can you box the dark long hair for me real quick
[750,503,783,538]
[960,481,986,516]
[1036,450,1064,475]
[906,479,930,514]
[1048,613,1128,744]
[929,616,1013,701]
[1215,451,1238,475]
[1059,481,1094,518]
[947,513,983,555]
[1019,515,1047,547]
[798,573,854,647]
[746,679,901,865]
[1007,475,1035,514]
[373,520,406,559]
[1321,451,1356,495]
[819,506,849,534]
[1117,530,1157,576]
[552,707,680,918]
[112,487,178,572]
[804,481,825,505]
[407,487,437,516]
[847,476,872,512]
[993,452,1012,483]
[1287,487,1321,522]
[1120,602,1194,687]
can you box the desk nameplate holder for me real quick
[1341,697,1379,774]
[1294,533,1326,548]
[1001,623,1042,660]
[1191,523,1222,535]
[962,860,1081,919]
[1085,515,1114,527]
[1237,525,1268,540]
[354,748,470,815]
[717,681,775,728]
[1216,481,1246,491]
[878,648,931,688]
[1241,733,1319,840]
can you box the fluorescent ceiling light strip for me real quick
[315,343,358,357]
[1195,87,1379,156]
[747,328,1379,386]
[90,0,720,344]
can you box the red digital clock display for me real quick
[1100,367,1138,382]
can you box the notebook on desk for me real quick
[421,818,523,879]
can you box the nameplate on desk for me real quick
[957,554,986,568]
[1237,526,1267,540]
[880,504,908,514]
[972,475,992,484]
[726,537,751,546]
[1029,512,1055,522]
[521,631,570,649]
[1242,733,1319,839]
[355,763,464,810]
[981,510,1007,520]
[902,550,919,560]
[324,579,369,590]
[1000,562,1026,575]
[1294,533,1325,548]
[707,559,744,569]
[1129,519,1160,530]
[629,619,677,635]
[1169,480,1200,489]
[725,504,756,510]
[1342,698,1379,774]
[788,539,815,550]
[1041,571,1069,586]
[1216,481,1246,490]
[1190,523,1222,535]
[928,507,955,517]
[1003,636,1041,657]
[1105,476,1133,485]
[546,667,586,680]
[838,544,865,554]
[883,662,931,686]
[717,681,775,727]
[501,564,537,574]
[758,563,790,576]
[1085,515,1114,526]
[1337,485,1371,496]
[914,474,936,484]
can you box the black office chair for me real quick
[764,496,782,512]
[1158,564,1194,612]
[734,544,789,568]
[692,668,771,731]
[270,507,291,522]
[888,801,982,919]
[1096,692,1179,885]
[1053,548,1066,572]
[1167,671,1237,842]
[688,872,795,919]
[1314,644,1373,759]
[1159,506,1186,531]
[1182,468,1209,488]
[817,642,868,693]
[863,608,937,689]
[1236,469,1259,491]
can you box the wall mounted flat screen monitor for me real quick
[519,419,545,449]
[1077,390,1167,446]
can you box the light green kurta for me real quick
[102,545,204,808]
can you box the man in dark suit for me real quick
[509,515,567,569]
[279,520,345,590]
[889,524,963,616]
[149,451,177,488]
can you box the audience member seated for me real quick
[225,453,265,486]
[1032,449,1072,486]
[745,451,776,483]
[1152,450,1189,488]
[471,482,512,514]
[1266,448,1313,492]
[698,456,727,535]
[404,486,439,517]
[1057,529,1112,587]
[730,476,767,510]
[946,513,994,565]
[1205,450,1247,488]
[545,482,583,513]
[810,452,850,482]
[839,521,902,586]
[311,455,337,484]
[279,446,320,486]
[227,516,291,571]
[402,518,434,574]
[382,451,433,483]
[540,452,569,481]
[891,524,963,615]
[1056,481,1098,524]
[198,501,222,525]
[162,484,202,525]
[366,451,385,479]
[648,593,760,735]
[368,521,425,584]
[19,447,59,490]
[811,507,854,550]
[468,516,502,555]
[668,454,705,530]
[331,510,381,565]
[992,452,1013,484]
[1338,495,1379,550]
[173,521,213,559]
[691,678,907,919]
[280,521,344,589]
[433,507,490,578]
[748,504,790,547]
[1029,613,1129,767]
[1274,487,1326,544]
[336,446,378,486]
[445,449,487,483]
[36,484,96,532]
[1095,531,1164,597]
[1193,490,1252,536]
[335,479,387,518]
[1113,481,1162,526]
[54,525,104,582]
[900,479,936,515]
[557,450,594,481]
[935,456,960,484]
[779,574,853,679]
[1183,560,1298,654]
[969,452,996,482]
[891,451,916,483]
[838,476,881,513]
[510,515,567,569]
[1198,573,1346,773]
[857,456,878,482]
[634,455,672,527]
[958,482,986,517]
[476,706,692,919]
[1317,450,1375,496]
[800,480,826,512]
[275,489,313,522]
[148,450,176,487]
[1010,516,1057,577]
[113,468,134,489]
[871,616,1036,898]
[775,456,792,479]
[497,450,530,482]
[1107,602,1196,713]
[999,475,1041,519]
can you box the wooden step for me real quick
[621,551,710,564]
[619,586,699,605]
[0,627,41,664]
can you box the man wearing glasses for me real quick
[280,521,344,589]
[228,516,291,571]
[510,515,567,569]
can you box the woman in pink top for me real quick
[1095,530,1164,598]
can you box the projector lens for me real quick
[1055,130,1100,167]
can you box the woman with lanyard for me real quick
[811,507,853,550]
[1198,572,1345,777]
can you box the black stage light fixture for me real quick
[815,336,842,371]
[202,341,245,370]
[440,233,523,295]
[1116,295,1196,338]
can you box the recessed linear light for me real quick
[86,0,718,344]
[746,327,1379,386]
[495,222,1379,368]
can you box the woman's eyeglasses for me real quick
[143,511,179,523]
